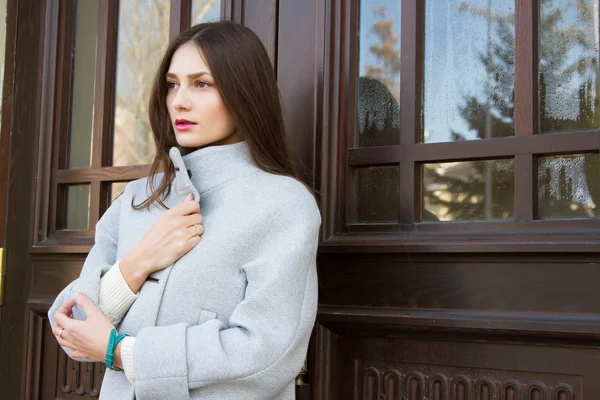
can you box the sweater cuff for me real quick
[98,261,138,326]
[120,336,136,383]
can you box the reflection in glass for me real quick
[538,154,599,219]
[68,0,99,169]
[357,1,400,147]
[191,0,221,26]
[348,166,400,224]
[112,1,169,166]
[423,0,515,143]
[109,182,128,204]
[58,185,90,230]
[539,0,600,133]
[423,159,514,221]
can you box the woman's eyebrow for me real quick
[166,72,212,79]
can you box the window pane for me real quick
[357,1,400,147]
[348,166,400,224]
[422,159,514,221]
[191,0,221,26]
[538,154,599,219]
[68,0,99,169]
[57,184,90,230]
[539,0,600,133]
[423,0,516,143]
[112,1,170,166]
[109,182,128,205]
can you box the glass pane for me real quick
[539,0,600,133]
[357,1,400,147]
[57,185,90,230]
[191,0,221,26]
[422,159,514,221]
[112,1,169,166]
[348,166,400,224]
[68,0,99,169]
[109,182,128,205]
[538,153,599,219]
[423,0,516,143]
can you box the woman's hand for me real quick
[52,293,114,362]
[120,193,203,292]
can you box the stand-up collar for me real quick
[168,141,259,196]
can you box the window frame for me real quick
[320,0,600,253]
[32,0,232,254]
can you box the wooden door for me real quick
[0,1,292,398]
[274,0,600,399]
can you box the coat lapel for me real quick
[119,148,200,335]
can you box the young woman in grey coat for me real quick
[48,21,320,400]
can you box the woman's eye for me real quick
[167,82,179,90]
[195,81,210,89]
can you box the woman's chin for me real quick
[175,134,209,148]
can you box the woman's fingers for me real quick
[54,310,72,328]
[56,299,76,318]
[58,336,75,350]
[70,350,89,360]
[186,224,204,238]
[175,197,200,216]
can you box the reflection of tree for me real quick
[363,6,400,101]
[425,0,599,220]
[355,1,597,221]
[113,0,169,166]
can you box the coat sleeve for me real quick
[132,192,321,399]
[47,194,124,358]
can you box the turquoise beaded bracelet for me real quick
[105,328,128,371]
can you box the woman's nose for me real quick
[173,88,191,110]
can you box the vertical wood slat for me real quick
[339,0,350,230]
[90,0,118,226]
[0,0,16,248]
[515,154,534,221]
[278,0,322,183]
[170,0,191,40]
[515,0,537,137]
[242,0,278,67]
[514,0,537,221]
[398,0,423,223]
[1,0,47,397]
[49,0,74,236]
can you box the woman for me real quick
[48,21,320,400]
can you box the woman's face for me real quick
[166,42,241,148]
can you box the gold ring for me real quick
[59,328,64,339]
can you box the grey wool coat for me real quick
[48,141,321,399]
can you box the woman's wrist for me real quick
[119,256,149,294]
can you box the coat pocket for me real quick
[198,309,217,325]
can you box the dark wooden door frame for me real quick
[0,0,46,398]
[0,0,17,268]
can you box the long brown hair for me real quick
[134,21,297,209]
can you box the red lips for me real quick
[175,119,196,125]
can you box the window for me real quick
[35,0,225,251]
[323,0,599,252]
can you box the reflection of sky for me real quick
[192,0,221,25]
[358,0,401,77]
[423,0,515,143]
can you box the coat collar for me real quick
[168,140,259,198]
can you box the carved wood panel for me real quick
[358,362,577,400]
